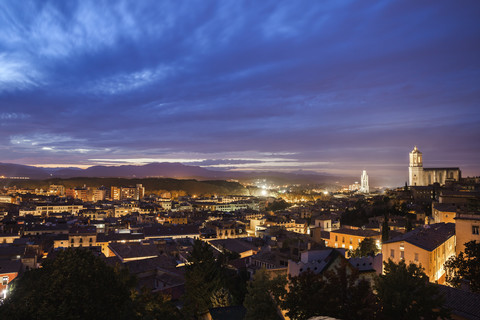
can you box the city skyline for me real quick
[1,1,479,186]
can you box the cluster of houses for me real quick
[0,177,479,318]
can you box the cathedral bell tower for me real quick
[409,146,423,186]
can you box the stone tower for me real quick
[360,170,369,193]
[409,146,423,186]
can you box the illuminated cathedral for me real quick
[408,146,461,186]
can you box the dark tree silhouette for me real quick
[0,248,135,320]
[445,240,480,293]
[375,259,450,320]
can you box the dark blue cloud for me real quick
[0,0,479,185]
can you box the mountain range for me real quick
[0,162,353,185]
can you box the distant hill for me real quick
[0,177,249,196]
[0,162,353,186]
[0,163,50,179]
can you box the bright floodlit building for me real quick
[408,146,461,186]
[360,170,369,193]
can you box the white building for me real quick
[408,146,461,186]
[360,170,369,193]
[19,205,84,216]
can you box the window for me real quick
[342,237,345,243]
[3,276,8,285]
[414,253,419,262]
[390,249,394,258]
[400,251,404,259]
[473,226,479,235]
[335,236,338,241]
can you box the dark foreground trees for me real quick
[282,260,378,320]
[375,259,450,320]
[183,240,248,317]
[445,240,480,293]
[0,248,180,320]
[348,237,379,257]
[278,259,450,320]
[243,269,285,320]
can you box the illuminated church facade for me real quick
[408,146,461,186]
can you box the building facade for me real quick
[382,223,455,283]
[360,170,369,193]
[408,146,461,186]
[455,213,480,255]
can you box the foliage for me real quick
[224,268,249,305]
[374,259,450,320]
[244,269,285,320]
[0,248,136,320]
[183,240,225,316]
[266,199,291,212]
[132,288,183,320]
[282,260,377,320]
[445,240,480,293]
[348,237,379,258]
[381,218,389,242]
[1,177,247,197]
[210,287,233,308]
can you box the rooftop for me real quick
[108,242,159,261]
[330,228,381,237]
[436,284,480,320]
[384,223,455,251]
[209,238,258,254]
[143,224,199,237]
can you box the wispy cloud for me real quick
[0,0,479,184]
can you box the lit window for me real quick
[473,226,479,235]
[2,276,8,285]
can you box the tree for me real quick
[405,217,413,232]
[349,237,379,258]
[244,269,285,320]
[183,240,224,316]
[210,287,233,308]
[282,260,377,320]
[374,259,450,320]
[281,271,325,320]
[266,199,291,212]
[445,240,480,293]
[381,217,390,242]
[0,248,136,320]
[132,288,183,320]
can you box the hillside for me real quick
[0,177,249,196]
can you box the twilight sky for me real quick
[0,0,479,186]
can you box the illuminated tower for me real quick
[360,170,369,193]
[409,146,423,186]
